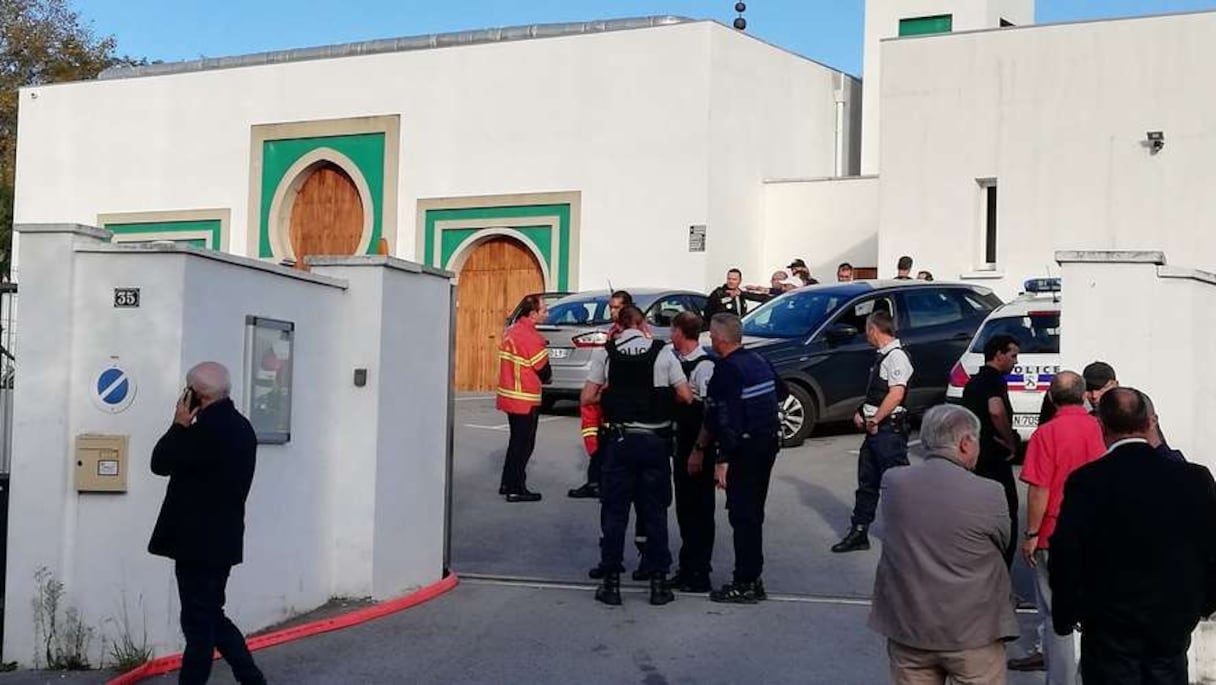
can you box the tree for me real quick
[0,0,142,279]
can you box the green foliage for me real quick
[31,566,94,670]
[105,593,152,672]
[0,0,144,278]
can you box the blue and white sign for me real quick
[92,365,137,414]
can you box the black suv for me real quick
[740,281,1003,445]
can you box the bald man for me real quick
[149,362,266,685]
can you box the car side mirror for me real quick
[824,323,860,345]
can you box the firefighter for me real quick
[582,305,693,605]
[496,294,551,502]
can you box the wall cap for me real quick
[308,255,454,279]
[958,270,1005,280]
[1055,250,1166,265]
[1158,265,1216,287]
[762,174,879,185]
[15,223,112,241]
[75,242,348,289]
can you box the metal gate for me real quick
[0,282,18,658]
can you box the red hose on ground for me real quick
[106,573,459,685]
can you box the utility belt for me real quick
[871,412,910,436]
[605,423,675,440]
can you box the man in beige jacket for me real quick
[869,404,1019,685]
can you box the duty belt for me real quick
[605,423,674,439]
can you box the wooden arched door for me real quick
[288,163,364,268]
[456,237,545,392]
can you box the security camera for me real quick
[1146,131,1165,154]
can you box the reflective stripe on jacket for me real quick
[496,319,549,414]
[580,403,603,456]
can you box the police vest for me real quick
[865,347,909,408]
[601,340,675,425]
[674,355,714,443]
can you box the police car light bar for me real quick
[1023,278,1061,294]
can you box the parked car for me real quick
[946,278,1062,442]
[538,288,708,408]
[739,281,1003,445]
[505,291,571,327]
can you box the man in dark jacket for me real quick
[1051,387,1216,685]
[150,362,266,685]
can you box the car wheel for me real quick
[779,383,817,448]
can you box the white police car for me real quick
[946,278,1062,441]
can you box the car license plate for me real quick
[549,347,572,360]
[1013,414,1039,428]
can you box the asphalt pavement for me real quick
[1,396,1046,684]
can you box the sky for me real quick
[78,0,1216,76]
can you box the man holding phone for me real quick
[149,362,266,685]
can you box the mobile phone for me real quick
[185,388,201,410]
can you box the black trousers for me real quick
[850,425,909,527]
[673,435,715,576]
[599,430,673,575]
[725,439,778,583]
[501,408,540,493]
[175,562,265,685]
[1081,630,1189,685]
[976,460,1018,566]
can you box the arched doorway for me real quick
[455,237,545,392]
[288,162,364,268]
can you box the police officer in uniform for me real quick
[832,310,913,553]
[668,311,717,593]
[582,305,693,606]
[695,313,784,604]
[705,268,762,319]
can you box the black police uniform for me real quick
[671,352,717,590]
[848,347,911,531]
[598,340,675,582]
[704,286,764,320]
[704,347,782,602]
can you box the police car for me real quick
[946,278,1062,441]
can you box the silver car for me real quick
[538,288,708,409]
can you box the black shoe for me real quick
[710,581,761,604]
[753,578,768,601]
[595,573,622,606]
[567,483,600,499]
[588,564,606,580]
[667,570,712,593]
[831,526,870,553]
[650,574,675,606]
[505,490,542,503]
[499,485,509,495]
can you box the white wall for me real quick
[14,21,847,293]
[761,176,879,282]
[1055,250,1216,680]
[861,0,1034,174]
[4,228,452,665]
[705,24,858,286]
[878,10,1216,300]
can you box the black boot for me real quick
[588,564,606,580]
[650,573,675,606]
[567,482,600,499]
[595,573,622,606]
[710,581,761,604]
[831,525,870,553]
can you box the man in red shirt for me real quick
[1016,371,1106,684]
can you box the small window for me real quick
[833,297,894,338]
[1000,18,1015,27]
[971,313,1061,355]
[899,14,953,37]
[978,179,998,268]
[903,290,964,329]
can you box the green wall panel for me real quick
[106,219,221,249]
[424,204,572,290]
[899,14,953,36]
[258,132,386,258]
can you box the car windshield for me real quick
[742,291,843,338]
[547,297,614,326]
[971,312,1061,354]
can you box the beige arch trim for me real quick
[266,148,375,261]
[445,228,552,288]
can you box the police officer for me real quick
[696,313,784,604]
[705,268,762,319]
[832,310,913,553]
[581,305,693,606]
[668,311,717,593]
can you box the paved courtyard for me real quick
[1,396,1045,684]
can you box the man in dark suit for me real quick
[1051,387,1216,685]
[150,362,266,685]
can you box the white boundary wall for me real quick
[2,225,451,665]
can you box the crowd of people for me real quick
[494,271,1216,685]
